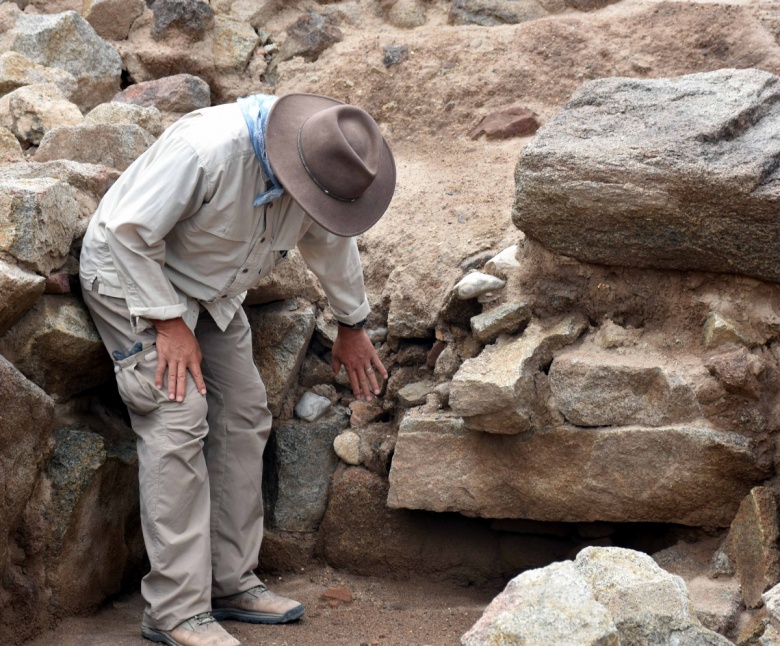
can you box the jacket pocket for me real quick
[114,344,167,416]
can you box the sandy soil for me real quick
[26,567,496,646]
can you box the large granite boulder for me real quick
[83,0,146,42]
[0,260,45,336]
[111,74,211,115]
[0,51,77,99]
[513,68,780,284]
[0,83,83,146]
[387,410,767,526]
[8,11,123,111]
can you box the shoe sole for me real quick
[141,626,184,646]
[211,604,305,624]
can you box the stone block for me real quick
[450,314,587,433]
[548,349,703,427]
[0,259,44,336]
[83,0,146,41]
[387,410,767,526]
[469,107,539,140]
[470,301,531,344]
[0,83,83,146]
[0,51,77,100]
[111,73,211,114]
[85,102,163,137]
[213,15,259,73]
[151,0,215,41]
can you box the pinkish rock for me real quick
[111,73,211,114]
[469,106,540,140]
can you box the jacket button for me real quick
[242,268,248,273]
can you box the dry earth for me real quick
[19,0,780,642]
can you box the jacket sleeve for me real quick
[296,220,371,326]
[104,137,209,326]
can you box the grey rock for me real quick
[36,123,156,171]
[449,0,548,26]
[513,69,780,285]
[397,381,435,407]
[269,12,342,75]
[10,11,122,111]
[450,314,587,433]
[0,259,44,336]
[247,301,316,417]
[470,301,531,344]
[151,0,215,41]
[245,249,324,306]
[267,408,348,532]
[85,102,163,137]
[0,51,77,99]
[454,271,506,299]
[433,345,460,380]
[564,0,617,10]
[0,176,81,275]
[462,560,618,646]
[764,583,780,627]
[0,295,114,400]
[294,391,332,422]
[112,74,211,114]
[83,0,146,41]
[762,625,780,646]
[383,44,408,67]
[387,410,767,526]
[213,15,259,73]
[0,83,83,145]
[548,349,703,427]
[226,0,277,31]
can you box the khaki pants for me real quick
[83,286,271,630]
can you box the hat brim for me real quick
[265,93,396,237]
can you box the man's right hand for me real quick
[150,317,207,402]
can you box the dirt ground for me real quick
[26,567,496,646]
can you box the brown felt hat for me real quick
[265,93,396,237]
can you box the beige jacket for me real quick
[80,103,370,334]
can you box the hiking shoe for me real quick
[212,583,305,624]
[142,612,242,646]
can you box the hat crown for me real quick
[298,105,382,202]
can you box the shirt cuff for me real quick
[331,298,370,327]
[129,303,188,335]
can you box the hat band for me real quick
[297,123,358,204]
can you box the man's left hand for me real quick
[331,326,388,401]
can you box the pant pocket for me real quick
[114,343,167,416]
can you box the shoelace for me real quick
[247,584,269,597]
[193,612,216,626]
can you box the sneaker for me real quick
[142,612,242,646]
[212,583,305,624]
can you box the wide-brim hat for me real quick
[265,93,396,237]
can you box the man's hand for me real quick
[331,326,388,401]
[150,317,207,402]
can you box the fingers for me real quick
[155,354,167,390]
[189,362,207,396]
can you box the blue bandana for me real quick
[237,94,286,207]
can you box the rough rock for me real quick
[469,107,539,140]
[0,126,22,162]
[461,560,618,646]
[387,410,767,526]
[470,301,531,344]
[764,583,780,630]
[564,0,617,10]
[0,355,54,591]
[247,301,316,417]
[84,102,163,138]
[42,427,141,615]
[294,391,332,422]
[83,0,146,41]
[0,295,114,400]
[0,176,81,275]
[0,84,83,146]
[111,74,211,114]
[449,0,549,26]
[383,44,408,67]
[36,123,156,171]
[225,0,277,31]
[397,381,435,407]
[9,11,123,111]
[704,312,753,348]
[705,348,764,399]
[454,271,506,299]
[213,16,259,73]
[725,487,780,608]
[270,12,343,72]
[449,314,588,433]
[763,624,780,646]
[245,250,324,306]
[548,349,704,427]
[575,547,732,645]
[151,0,215,41]
[0,51,77,100]
[380,0,427,28]
[0,259,44,336]
[333,430,360,465]
[266,408,348,532]
[434,345,461,379]
[348,399,383,428]
[513,69,780,285]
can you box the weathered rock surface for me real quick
[294,391,331,422]
[462,559,617,645]
[0,176,81,275]
[248,301,316,417]
[213,16,260,73]
[245,250,324,306]
[380,0,428,28]
[513,69,780,285]
[0,51,77,100]
[9,11,122,111]
[470,301,530,344]
[272,12,342,69]
[469,106,539,140]
[725,487,780,608]
[0,84,83,146]
[0,126,22,162]
[111,73,211,114]
[36,123,156,171]
[548,349,704,427]
[266,408,348,532]
[388,410,767,525]
[449,0,549,26]
[84,102,163,138]
[151,0,215,41]
[333,430,361,465]
[0,259,44,336]
[83,0,146,42]
[0,295,113,400]
[450,314,587,433]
